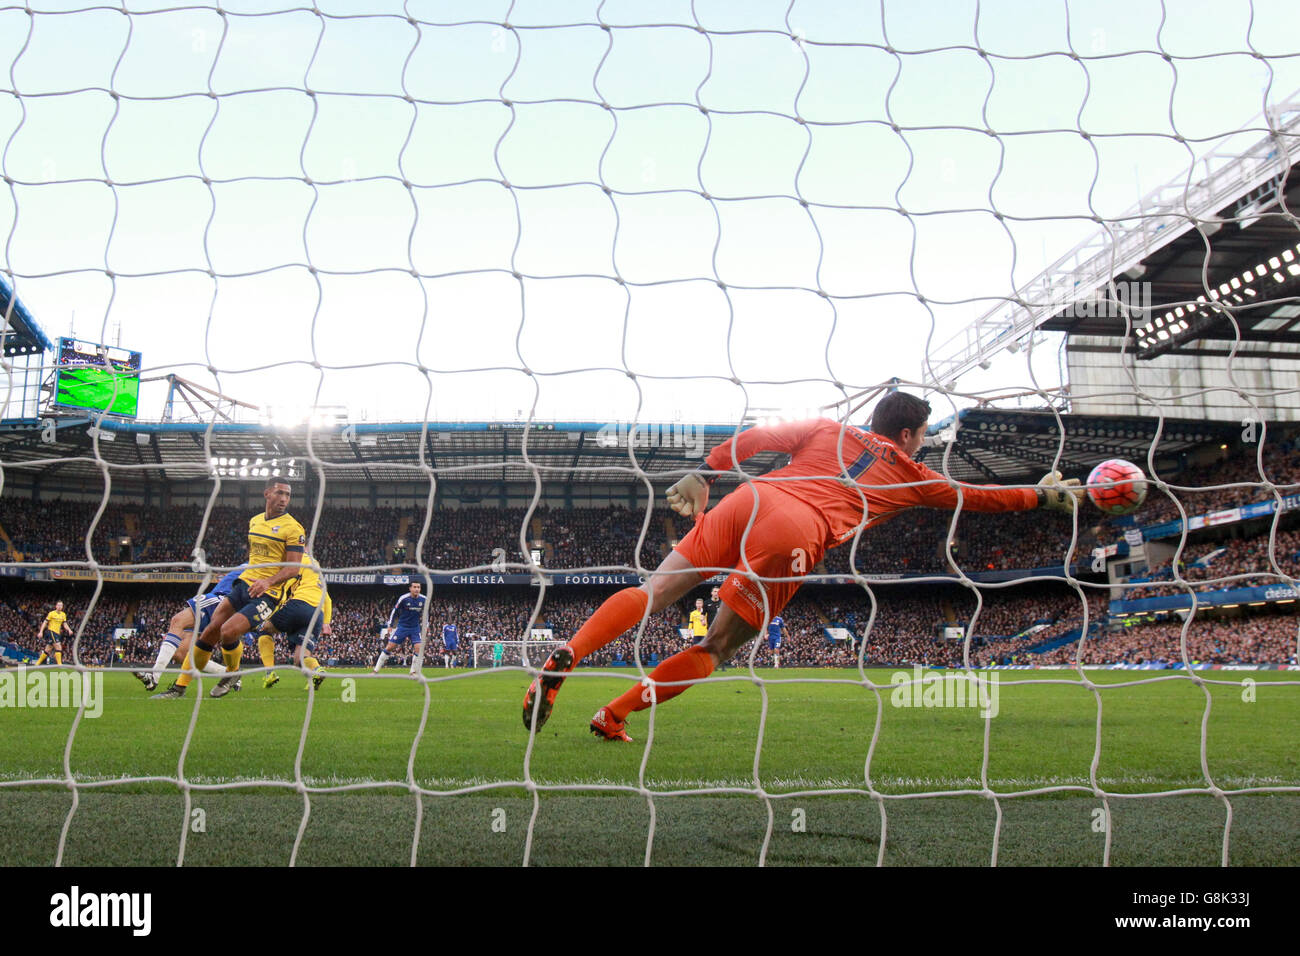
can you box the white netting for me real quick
[473,639,564,668]
[1,1,1298,867]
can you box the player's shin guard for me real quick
[608,646,715,721]
[176,652,196,689]
[258,634,276,669]
[567,587,650,663]
[221,642,243,673]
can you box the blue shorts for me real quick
[268,600,324,653]
[389,626,423,644]
[226,578,280,630]
[768,635,781,651]
[187,593,224,635]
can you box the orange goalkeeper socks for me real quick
[566,587,650,663]
[608,646,715,721]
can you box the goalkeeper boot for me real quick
[521,646,574,732]
[132,670,158,692]
[209,674,241,699]
[151,682,186,700]
[263,671,280,689]
[589,707,632,742]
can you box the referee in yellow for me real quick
[36,600,68,665]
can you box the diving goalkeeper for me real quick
[522,390,1084,741]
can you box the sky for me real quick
[2,0,1299,427]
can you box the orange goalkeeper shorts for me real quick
[673,482,829,630]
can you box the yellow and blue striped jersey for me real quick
[239,511,306,584]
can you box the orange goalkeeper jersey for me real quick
[701,418,1036,550]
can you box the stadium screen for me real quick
[52,338,142,419]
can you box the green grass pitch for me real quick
[2,667,1297,866]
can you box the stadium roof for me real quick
[925,89,1300,386]
[917,408,1243,481]
[0,419,779,487]
[1041,161,1300,359]
[0,275,54,358]
[0,409,1250,489]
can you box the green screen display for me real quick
[54,365,140,417]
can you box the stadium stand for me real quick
[1,438,1296,669]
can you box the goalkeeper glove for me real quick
[666,472,710,518]
[1036,470,1084,514]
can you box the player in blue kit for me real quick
[372,581,427,676]
[767,614,784,669]
[440,622,458,668]
[135,565,249,697]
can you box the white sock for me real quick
[443,654,449,668]
[202,659,226,675]
[410,653,423,675]
[154,635,181,672]
[374,650,389,672]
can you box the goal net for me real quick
[1,0,1298,872]
[472,640,566,670]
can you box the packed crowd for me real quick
[1109,440,1300,530]
[5,436,1296,580]
[3,578,1293,669]
[1034,613,1298,666]
[0,589,155,666]
[820,507,1103,575]
[1121,527,1300,600]
[0,500,131,563]
[543,504,676,571]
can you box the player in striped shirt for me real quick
[524,390,1083,741]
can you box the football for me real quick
[1086,458,1148,515]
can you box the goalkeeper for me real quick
[523,390,1083,741]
